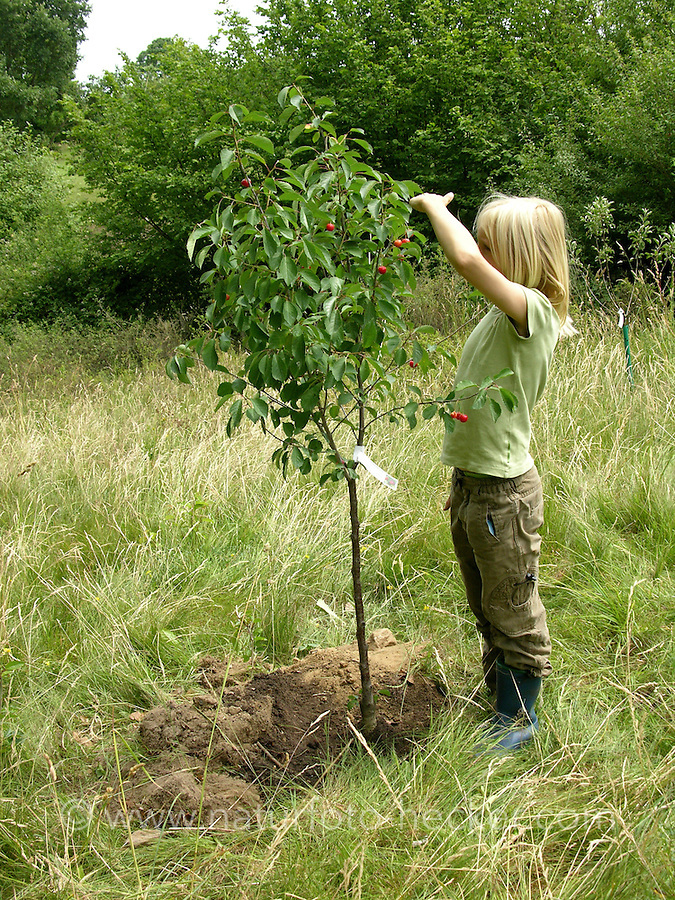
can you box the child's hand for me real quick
[410,192,455,213]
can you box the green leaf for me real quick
[187,225,212,261]
[300,381,322,411]
[489,398,502,422]
[229,103,246,125]
[227,398,243,436]
[263,229,281,260]
[326,309,344,344]
[292,331,305,361]
[279,255,298,286]
[498,387,519,412]
[243,134,275,155]
[166,356,180,380]
[289,123,307,143]
[300,269,321,292]
[379,297,402,323]
[248,320,269,349]
[301,239,335,274]
[283,300,300,326]
[259,354,273,382]
[220,147,235,169]
[240,268,257,300]
[442,412,456,434]
[330,357,346,382]
[201,338,218,371]
[404,400,418,429]
[195,246,211,269]
[194,129,225,148]
[252,396,269,419]
[352,138,374,154]
[272,353,289,382]
[362,318,378,348]
[174,355,193,385]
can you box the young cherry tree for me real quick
[168,86,516,734]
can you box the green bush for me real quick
[0,123,62,234]
[6,245,206,326]
[0,316,189,388]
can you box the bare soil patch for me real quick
[114,631,448,831]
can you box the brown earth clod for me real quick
[118,636,449,832]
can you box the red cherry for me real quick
[401,238,411,244]
[326,222,335,232]
[377,265,387,275]
[393,239,403,248]
[409,360,418,368]
[458,413,468,423]
[240,178,251,187]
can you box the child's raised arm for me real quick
[410,192,528,335]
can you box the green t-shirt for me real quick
[440,287,560,478]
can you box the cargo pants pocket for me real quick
[488,571,540,638]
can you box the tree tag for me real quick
[353,446,398,490]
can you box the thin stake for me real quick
[618,309,634,388]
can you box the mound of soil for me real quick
[115,631,448,831]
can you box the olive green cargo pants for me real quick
[449,466,552,680]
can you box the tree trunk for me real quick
[347,472,376,734]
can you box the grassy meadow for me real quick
[0,287,674,899]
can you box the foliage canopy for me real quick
[0,0,89,134]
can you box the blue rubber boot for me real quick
[481,661,541,754]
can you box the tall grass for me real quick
[0,301,674,898]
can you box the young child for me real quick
[410,191,571,752]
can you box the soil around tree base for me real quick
[113,633,448,832]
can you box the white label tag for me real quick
[353,446,398,490]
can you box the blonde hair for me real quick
[475,194,570,327]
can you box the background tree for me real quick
[69,35,288,319]
[254,0,607,216]
[592,40,675,227]
[0,123,91,323]
[0,122,58,234]
[512,5,675,252]
[253,0,675,253]
[0,0,89,134]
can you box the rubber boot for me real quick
[481,661,541,754]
